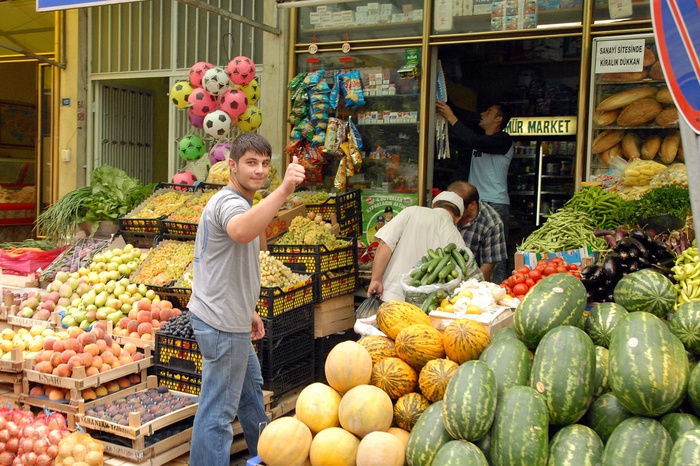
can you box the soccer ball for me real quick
[218,89,248,120]
[235,78,260,106]
[178,135,206,161]
[227,56,256,86]
[237,105,262,132]
[170,81,194,109]
[172,170,198,190]
[189,61,213,88]
[209,142,231,166]
[203,110,233,138]
[188,88,217,117]
[188,109,205,129]
[202,67,230,97]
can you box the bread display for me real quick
[656,86,673,105]
[596,86,658,112]
[643,47,657,67]
[592,129,624,154]
[593,109,619,127]
[601,70,648,82]
[654,106,678,127]
[641,135,662,160]
[621,133,641,160]
[658,131,681,165]
[616,98,663,126]
[650,61,665,80]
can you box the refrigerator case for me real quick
[587,34,682,184]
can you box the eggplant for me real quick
[630,229,646,242]
[615,237,634,252]
[591,265,606,282]
[637,257,651,268]
[628,261,640,273]
[628,237,648,258]
[602,254,620,279]
[581,265,599,277]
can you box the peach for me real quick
[90,326,105,341]
[128,374,141,384]
[126,320,139,334]
[159,309,174,322]
[123,342,137,356]
[36,350,51,363]
[68,327,84,339]
[111,360,122,369]
[106,381,120,393]
[99,363,112,373]
[136,310,152,324]
[151,308,161,321]
[47,387,64,401]
[50,352,63,368]
[103,334,113,347]
[77,332,96,346]
[119,354,133,364]
[60,350,77,365]
[90,355,103,369]
[95,339,107,354]
[79,352,94,368]
[85,366,100,377]
[131,352,144,361]
[128,308,138,320]
[42,338,56,351]
[129,332,140,339]
[52,340,65,353]
[100,350,115,365]
[137,322,152,336]
[63,338,83,353]
[160,300,173,309]
[29,386,44,397]
[137,299,151,312]
[64,390,71,400]
[140,333,153,342]
[110,342,122,358]
[95,385,108,397]
[173,308,182,317]
[83,344,99,357]
[117,377,131,389]
[53,363,71,377]
[34,361,53,374]
[118,317,130,330]
[81,388,97,401]
[67,355,84,370]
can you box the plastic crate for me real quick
[304,189,360,225]
[155,333,202,374]
[159,287,191,310]
[115,230,158,249]
[268,238,357,274]
[129,238,195,287]
[261,304,313,340]
[315,266,358,302]
[161,219,198,237]
[259,328,314,379]
[119,186,196,233]
[154,365,202,396]
[338,214,362,238]
[257,276,315,317]
[263,359,315,401]
[314,331,359,382]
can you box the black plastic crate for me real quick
[314,331,359,383]
[119,186,196,233]
[259,328,314,379]
[115,230,158,249]
[263,359,315,401]
[338,214,362,239]
[315,266,358,302]
[268,238,357,274]
[161,219,198,237]
[257,276,315,317]
[261,304,313,340]
[304,189,361,225]
[159,288,191,310]
[155,333,202,374]
[155,364,202,396]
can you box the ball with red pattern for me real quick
[218,89,248,120]
[189,61,214,88]
[187,88,217,117]
[172,170,198,191]
[227,56,256,86]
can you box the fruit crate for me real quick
[39,237,110,283]
[314,331,359,383]
[315,266,358,302]
[258,327,314,380]
[155,333,202,374]
[115,230,159,249]
[268,238,357,274]
[92,420,193,464]
[338,213,362,238]
[303,189,361,225]
[129,238,195,288]
[119,185,197,233]
[260,303,314,340]
[263,359,315,402]
[154,364,202,396]
[161,187,220,237]
[257,275,315,318]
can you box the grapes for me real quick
[134,191,192,219]
[276,217,351,250]
[259,251,303,290]
[131,241,195,286]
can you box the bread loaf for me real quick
[593,109,619,127]
[656,87,673,105]
[643,47,657,67]
[596,86,658,112]
[650,61,665,81]
[641,135,662,160]
[678,146,685,163]
[655,106,678,127]
[617,98,663,126]
[601,70,648,82]
[621,133,641,160]
[592,129,625,154]
[597,144,622,165]
[658,131,681,164]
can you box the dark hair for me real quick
[447,181,479,209]
[494,103,512,130]
[384,206,393,213]
[230,133,272,162]
[376,216,385,223]
[433,200,461,218]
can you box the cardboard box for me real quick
[515,247,597,270]
[430,308,514,336]
[314,293,355,338]
[265,204,306,241]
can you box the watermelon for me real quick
[669,428,700,466]
[602,417,672,466]
[608,311,689,416]
[490,385,548,466]
[478,336,531,399]
[670,301,700,354]
[660,412,700,443]
[584,302,629,347]
[491,326,517,342]
[513,273,587,348]
[613,268,677,318]
[529,325,596,425]
[548,424,604,466]
[431,440,489,466]
[442,360,497,442]
[689,363,700,416]
[582,392,633,443]
[593,345,610,396]
[474,432,490,461]
[405,401,452,466]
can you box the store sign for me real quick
[361,193,417,246]
[594,39,646,74]
[505,116,577,136]
[652,0,700,134]
[37,0,141,12]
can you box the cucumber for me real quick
[452,249,468,277]
[438,262,457,280]
[426,257,442,273]
[428,248,439,260]
[444,243,457,253]
[425,254,452,284]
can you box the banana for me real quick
[691,285,700,299]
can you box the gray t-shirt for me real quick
[188,187,260,333]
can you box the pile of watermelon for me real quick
[406,270,700,465]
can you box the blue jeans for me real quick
[189,313,270,466]
[485,202,510,284]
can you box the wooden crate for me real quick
[0,271,39,288]
[6,304,60,330]
[313,293,355,338]
[429,308,515,336]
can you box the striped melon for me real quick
[583,392,633,443]
[491,326,517,342]
[418,358,459,402]
[670,301,700,355]
[490,385,549,466]
[608,311,689,416]
[529,325,596,425]
[393,392,430,432]
[376,301,432,340]
[602,417,672,466]
[432,440,489,466]
[613,268,677,318]
[370,357,418,400]
[584,302,629,347]
[593,345,610,396]
[514,273,587,348]
[357,335,398,364]
[548,424,604,466]
[689,363,700,416]
[395,324,445,369]
[442,360,497,442]
[442,318,490,364]
[669,428,700,466]
[405,401,452,466]
[478,336,531,399]
[660,412,700,443]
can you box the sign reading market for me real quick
[505,116,578,136]
[37,0,141,12]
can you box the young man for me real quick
[187,133,305,466]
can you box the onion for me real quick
[35,454,52,466]
[34,424,49,438]
[6,437,20,453]
[0,416,6,430]
[21,425,36,440]
[46,444,58,458]
[48,429,65,446]
[0,429,9,442]
[0,451,14,466]
[32,438,48,456]
[6,422,19,438]
[47,414,66,431]
[17,416,32,429]
[24,451,37,465]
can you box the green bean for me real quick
[519,208,609,253]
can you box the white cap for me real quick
[431,191,465,217]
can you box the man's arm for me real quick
[480,262,495,282]
[368,240,393,297]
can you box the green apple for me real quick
[93,283,106,294]
[113,284,126,297]
[137,284,148,296]
[145,289,156,300]
[124,244,134,253]
[119,277,130,288]
[103,250,114,261]
[118,264,131,276]
[21,307,34,318]
[55,271,70,283]
[121,302,132,313]
[107,262,118,272]
[126,284,138,295]
[107,270,120,281]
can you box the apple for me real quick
[126,284,138,295]
[145,289,156,300]
[55,271,70,283]
[21,307,35,318]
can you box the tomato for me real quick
[507,276,515,287]
[551,257,564,265]
[513,283,529,295]
[543,266,557,276]
[556,265,568,273]
[512,273,526,284]
[525,278,536,288]
[517,266,532,275]
[567,264,579,271]
[528,269,542,281]
[537,260,549,269]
